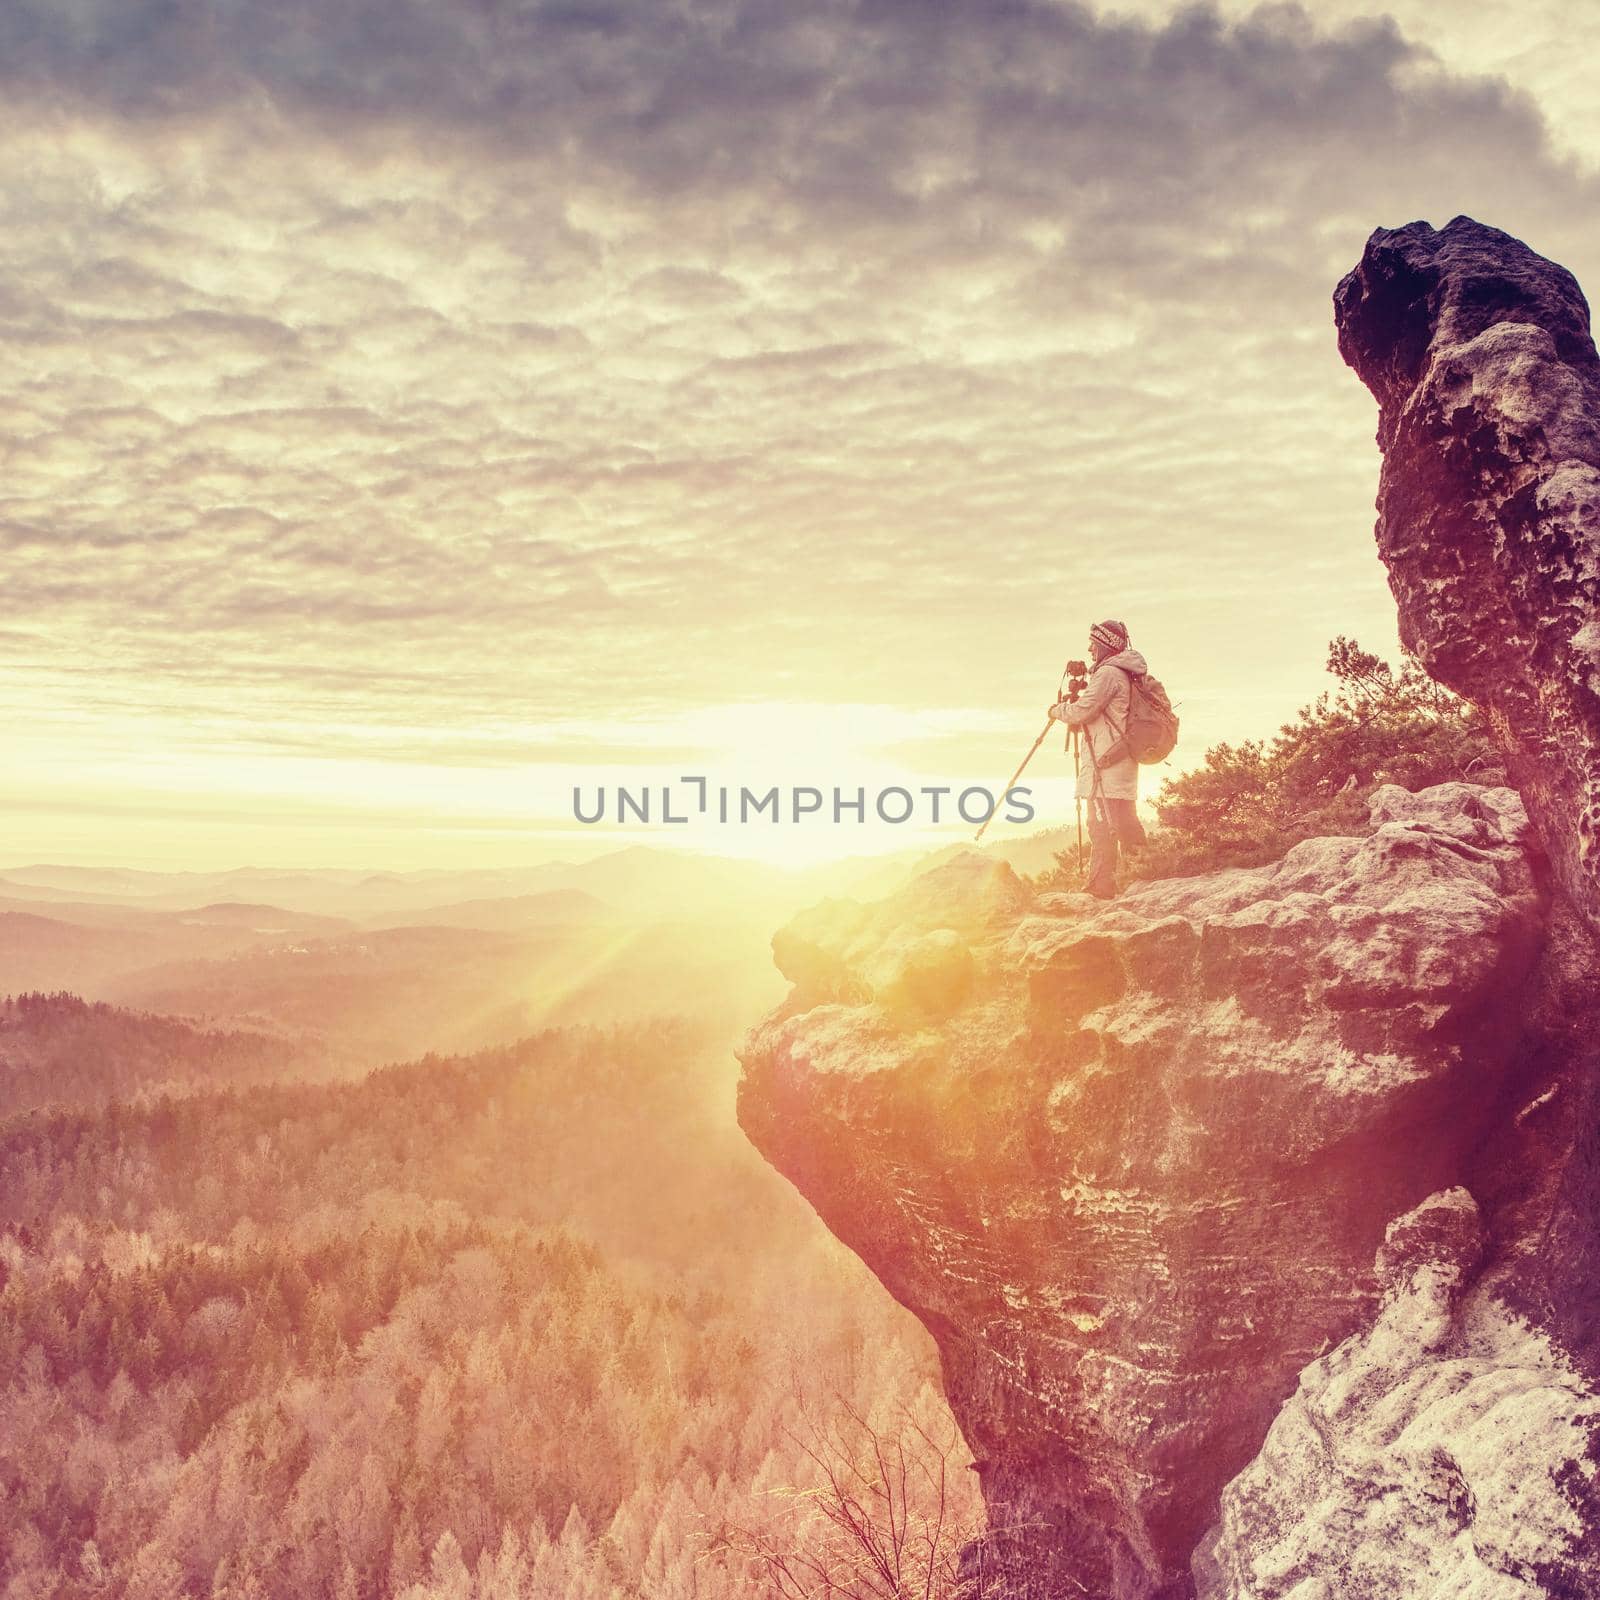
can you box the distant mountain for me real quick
[362,887,611,932]
[0,901,358,1000]
[0,893,159,928]
[0,838,1055,1031]
[0,991,300,1117]
[105,912,788,1065]
[0,873,153,905]
[539,846,797,916]
[913,826,1078,883]
[0,848,891,925]
[0,911,184,995]
[0,852,792,920]
[181,902,352,935]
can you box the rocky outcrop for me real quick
[740,783,1600,1598]
[739,221,1600,1598]
[1334,216,1600,936]
[1194,1189,1600,1599]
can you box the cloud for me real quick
[1,0,1597,858]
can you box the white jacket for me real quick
[1054,648,1147,801]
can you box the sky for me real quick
[4,0,1600,868]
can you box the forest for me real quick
[1,1002,976,1599]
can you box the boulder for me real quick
[739,219,1600,1599]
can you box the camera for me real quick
[1064,659,1090,702]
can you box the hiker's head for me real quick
[1089,619,1129,663]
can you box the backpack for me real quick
[1097,668,1180,768]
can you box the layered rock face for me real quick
[739,220,1600,1598]
[1195,1190,1600,1599]
[740,785,1600,1597]
[1334,216,1600,935]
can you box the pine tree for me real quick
[388,1508,425,1594]
[421,1530,471,1600]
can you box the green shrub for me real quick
[1035,638,1505,889]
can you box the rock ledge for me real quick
[739,783,1600,1599]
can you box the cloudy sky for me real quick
[5,0,1599,868]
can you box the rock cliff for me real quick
[741,784,1600,1596]
[1194,1189,1600,1599]
[739,221,1600,1598]
[1334,216,1600,936]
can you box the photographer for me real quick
[1049,619,1149,899]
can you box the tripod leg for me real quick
[1072,730,1085,870]
[974,717,1055,842]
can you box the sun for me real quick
[530,699,1030,869]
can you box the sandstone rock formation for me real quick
[740,783,1600,1598]
[1335,216,1600,937]
[739,220,1600,1598]
[1194,1189,1600,1600]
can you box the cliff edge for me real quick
[738,219,1600,1599]
[741,784,1599,1596]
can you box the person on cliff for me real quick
[1049,619,1149,899]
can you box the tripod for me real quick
[1072,726,1086,870]
[972,656,1092,852]
[971,708,1088,871]
[972,714,1055,844]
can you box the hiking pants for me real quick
[1086,797,1146,899]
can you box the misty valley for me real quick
[0,852,985,1600]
